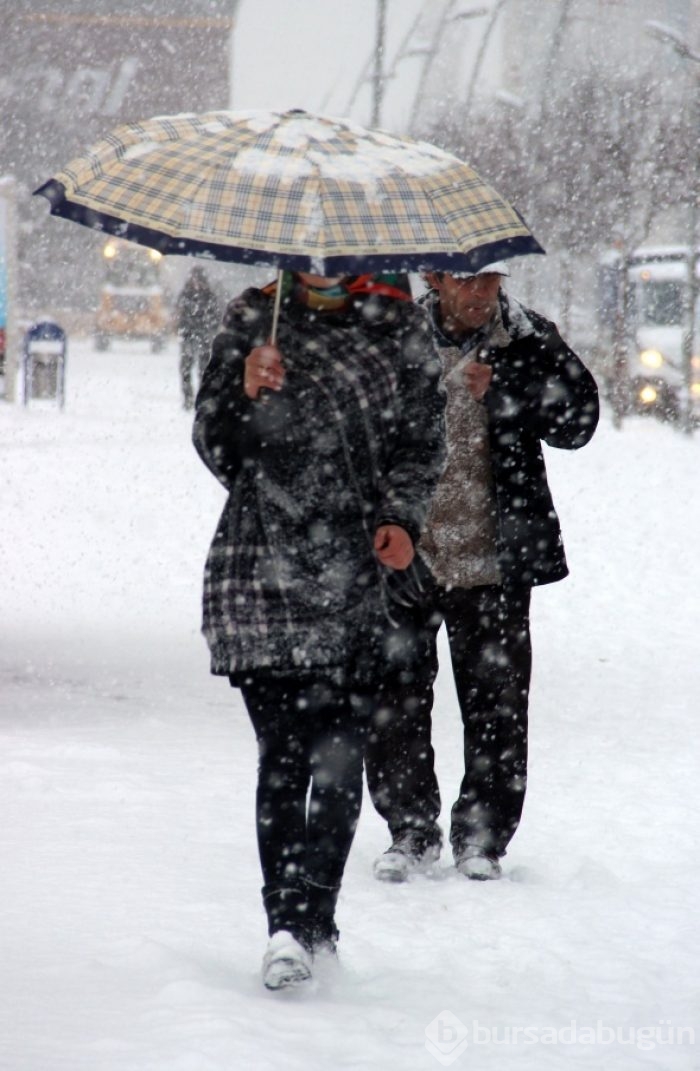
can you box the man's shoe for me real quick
[454,846,502,881]
[262,930,313,990]
[373,831,441,883]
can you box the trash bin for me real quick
[22,318,66,407]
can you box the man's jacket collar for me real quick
[421,287,537,353]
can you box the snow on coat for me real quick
[192,285,446,685]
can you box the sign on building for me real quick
[2,1,236,312]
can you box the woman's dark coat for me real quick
[193,286,446,684]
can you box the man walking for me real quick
[176,266,221,409]
[365,263,599,881]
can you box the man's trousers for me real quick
[365,583,532,858]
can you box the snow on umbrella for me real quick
[35,108,543,277]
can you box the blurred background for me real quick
[2,0,699,425]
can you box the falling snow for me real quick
[2,337,698,1070]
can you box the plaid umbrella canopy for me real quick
[35,108,543,276]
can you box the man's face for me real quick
[429,272,502,334]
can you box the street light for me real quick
[464,0,511,117]
[347,1,487,132]
[644,19,700,435]
[645,20,700,64]
[493,88,525,110]
[451,6,489,21]
[407,2,488,134]
[345,4,423,126]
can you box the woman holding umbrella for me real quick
[192,268,445,990]
[36,106,544,991]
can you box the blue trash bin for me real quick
[22,318,67,407]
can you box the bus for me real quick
[598,245,700,423]
[94,239,169,352]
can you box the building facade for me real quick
[1,1,237,313]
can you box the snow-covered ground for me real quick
[2,337,698,1071]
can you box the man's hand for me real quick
[374,525,415,570]
[464,360,492,401]
[244,344,285,399]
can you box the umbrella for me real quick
[36,109,543,339]
[35,108,543,277]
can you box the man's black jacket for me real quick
[427,292,600,587]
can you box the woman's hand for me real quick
[244,345,285,399]
[374,525,415,570]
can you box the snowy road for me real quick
[2,338,698,1070]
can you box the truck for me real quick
[598,245,700,424]
[94,238,169,352]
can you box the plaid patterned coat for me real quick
[192,286,446,684]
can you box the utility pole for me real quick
[371,0,387,127]
[681,104,699,437]
[610,243,631,431]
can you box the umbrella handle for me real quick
[256,268,284,407]
[270,269,283,345]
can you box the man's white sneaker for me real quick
[454,847,502,881]
[262,930,313,990]
[373,834,441,883]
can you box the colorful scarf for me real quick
[261,271,413,314]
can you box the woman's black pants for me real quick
[239,676,370,945]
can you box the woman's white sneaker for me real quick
[262,930,313,990]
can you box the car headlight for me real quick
[639,384,658,405]
[691,383,700,398]
[640,348,664,370]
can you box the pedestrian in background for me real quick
[176,266,220,409]
[365,262,599,882]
